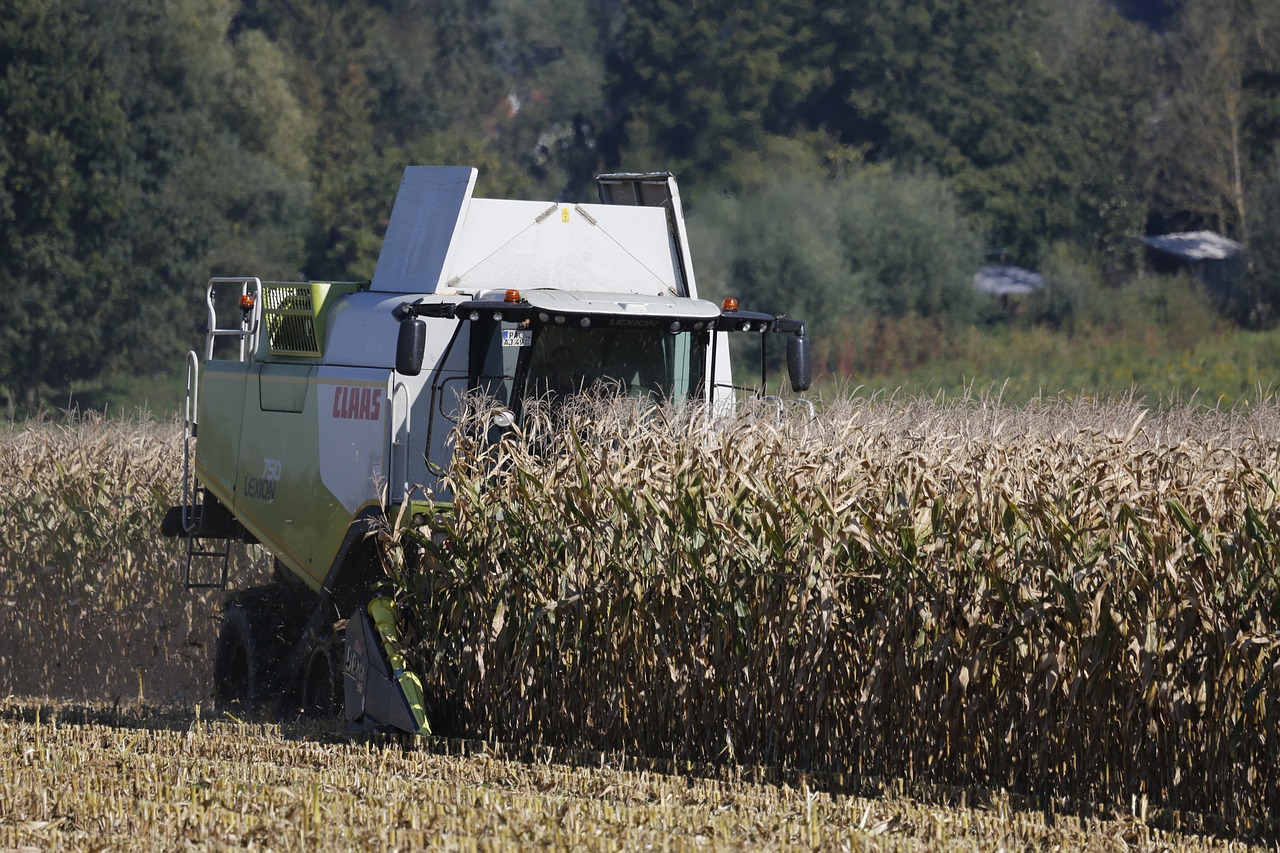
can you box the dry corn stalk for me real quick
[391,393,1280,837]
[0,413,260,703]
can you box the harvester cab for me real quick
[163,166,812,734]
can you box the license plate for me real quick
[502,330,532,347]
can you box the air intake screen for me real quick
[262,284,320,357]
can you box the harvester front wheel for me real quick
[213,601,283,716]
[299,631,344,718]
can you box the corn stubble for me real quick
[2,701,1233,852]
[394,394,1280,837]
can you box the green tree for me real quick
[232,0,392,279]
[610,0,1159,270]
[1038,0,1157,278]
[1147,0,1280,240]
[691,155,982,355]
[0,0,312,412]
[691,164,853,337]
[608,0,821,194]
[91,0,311,371]
[1239,156,1280,326]
[836,169,982,320]
[813,0,1088,265]
[0,0,130,412]
[305,60,392,281]
[363,0,505,147]
[483,0,621,199]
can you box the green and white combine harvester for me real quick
[161,166,812,734]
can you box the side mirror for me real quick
[787,335,812,392]
[395,318,426,376]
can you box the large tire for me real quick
[213,589,305,717]
[298,628,345,719]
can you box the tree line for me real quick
[3,0,1279,411]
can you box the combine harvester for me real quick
[162,167,812,734]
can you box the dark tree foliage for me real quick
[88,0,311,376]
[811,0,1106,265]
[4,0,1280,409]
[608,0,1159,269]
[1,0,311,412]
[1239,158,1280,327]
[240,0,618,276]
[365,0,504,147]
[608,0,822,192]
[482,0,622,200]
[1111,0,1175,29]
[1038,2,1156,279]
[1144,0,1280,242]
[0,0,130,411]
[693,164,981,340]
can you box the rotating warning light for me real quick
[239,294,255,311]
[721,297,739,312]
[504,289,522,303]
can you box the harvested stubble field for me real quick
[1,399,1277,848]
[0,701,1246,851]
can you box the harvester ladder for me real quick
[180,351,199,531]
[183,530,231,591]
[179,349,231,589]
[179,349,228,589]
[177,277,262,591]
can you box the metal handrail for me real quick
[389,379,411,501]
[180,350,200,534]
[204,276,262,361]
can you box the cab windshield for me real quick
[469,318,708,415]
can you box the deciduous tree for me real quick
[1148,0,1280,240]
[0,0,129,411]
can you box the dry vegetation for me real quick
[1,399,1278,846]
[0,414,265,703]
[396,394,1280,839]
[0,700,1258,851]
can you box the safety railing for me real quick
[204,276,262,361]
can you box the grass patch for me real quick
[823,321,1280,407]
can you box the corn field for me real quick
[1,399,1277,842]
[393,394,1280,838]
[0,413,265,704]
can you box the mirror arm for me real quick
[395,301,458,320]
[771,316,806,336]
